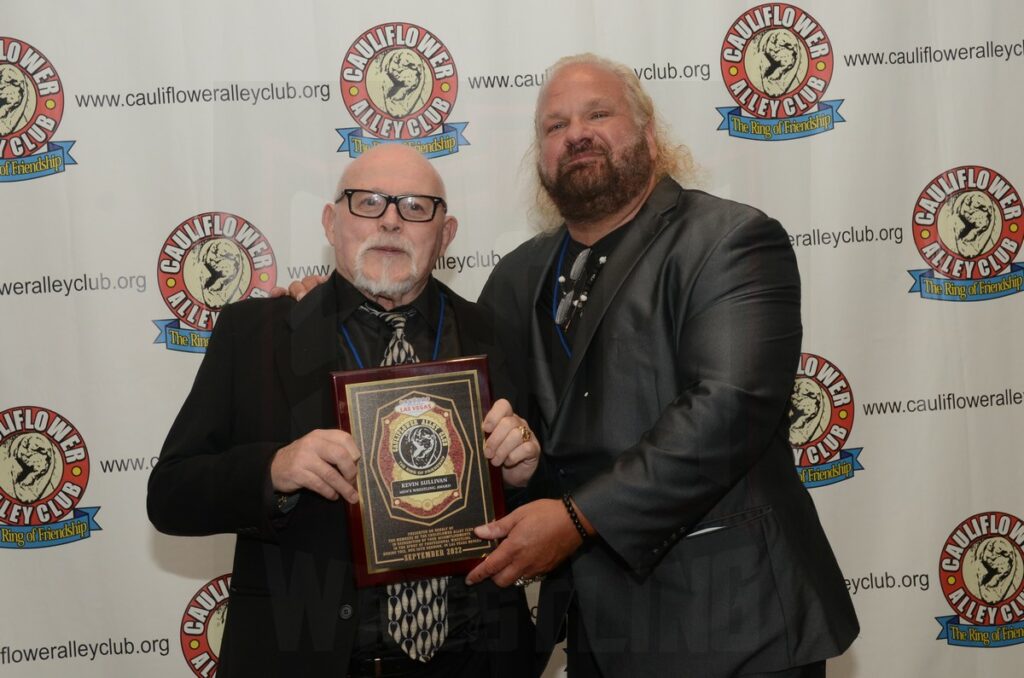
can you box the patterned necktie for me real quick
[359,303,449,663]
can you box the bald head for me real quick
[335,143,447,202]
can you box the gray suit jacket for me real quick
[480,178,858,677]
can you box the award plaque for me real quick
[331,356,506,587]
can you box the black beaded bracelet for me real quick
[562,492,589,542]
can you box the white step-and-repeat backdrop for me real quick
[3,1,1022,676]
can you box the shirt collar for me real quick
[574,215,633,254]
[331,271,442,329]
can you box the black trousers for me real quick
[565,597,826,678]
[348,582,534,678]
[347,645,490,678]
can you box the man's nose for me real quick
[563,117,593,146]
[378,202,403,231]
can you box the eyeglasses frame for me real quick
[334,188,447,223]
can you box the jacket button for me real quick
[339,604,353,620]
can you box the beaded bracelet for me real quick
[562,492,589,542]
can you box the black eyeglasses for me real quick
[334,189,447,222]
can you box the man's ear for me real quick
[439,214,458,256]
[321,203,336,246]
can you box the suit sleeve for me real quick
[572,213,802,573]
[147,304,283,538]
[478,254,540,433]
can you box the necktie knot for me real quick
[358,303,419,366]
[382,313,407,336]
[361,303,415,327]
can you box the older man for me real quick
[466,54,859,677]
[148,144,537,677]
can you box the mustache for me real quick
[356,234,415,260]
[558,139,610,171]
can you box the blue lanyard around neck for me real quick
[339,292,447,369]
[551,233,573,358]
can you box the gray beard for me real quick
[353,237,420,300]
[353,269,416,300]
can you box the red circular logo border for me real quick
[719,4,834,120]
[0,37,65,159]
[339,22,459,140]
[0,405,89,525]
[156,211,278,331]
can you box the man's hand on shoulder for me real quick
[270,429,360,503]
[269,274,328,302]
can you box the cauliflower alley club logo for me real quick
[154,211,277,353]
[908,165,1023,301]
[0,37,76,182]
[0,405,100,549]
[788,353,863,488]
[336,22,468,159]
[716,4,845,141]
[180,574,231,677]
[378,395,467,520]
[936,512,1024,648]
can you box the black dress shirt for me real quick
[537,222,632,393]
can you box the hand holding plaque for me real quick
[481,398,540,488]
[332,356,506,587]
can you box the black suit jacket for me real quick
[148,279,531,676]
[480,178,859,677]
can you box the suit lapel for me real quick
[528,231,570,429]
[275,282,341,435]
[555,178,682,414]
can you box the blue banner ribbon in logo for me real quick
[337,123,470,159]
[0,507,101,549]
[797,448,863,488]
[908,264,1024,301]
[717,101,845,141]
[936,615,1024,647]
[153,319,212,353]
[0,140,77,182]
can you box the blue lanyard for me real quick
[551,233,573,358]
[339,292,447,369]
